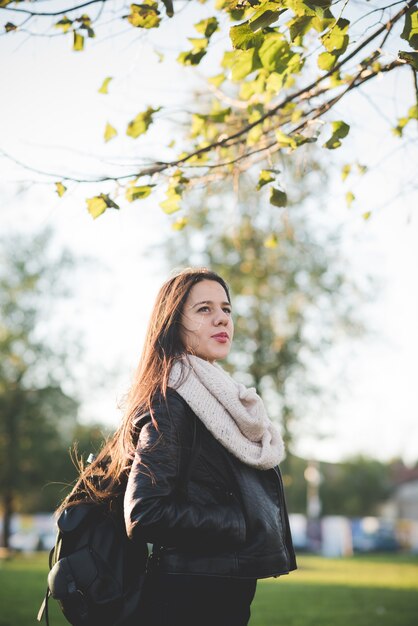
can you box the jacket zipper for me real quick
[273,466,291,568]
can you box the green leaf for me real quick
[285,0,317,18]
[178,50,207,66]
[249,3,284,31]
[160,171,189,214]
[73,32,84,51]
[321,18,349,54]
[247,111,263,146]
[323,120,350,149]
[208,73,226,88]
[309,0,332,7]
[230,48,262,81]
[318,51,338,71]
[195,17,218,37]
[126,106,160,138]
[55,182,67,197]
[188,37,209,51]
[55,16,73,33]
[398,50,418,71]
[288,16,314,42]
[275,130,297,149]
[230,22,263,50]
[257,170,276,190]
[270,187,287,207]
[127,2,161,29]
[104,123,118,143]
[125,184,154,202]
[77,14,95,38]
[259,34,293,73]
[86,194,119,219]
[98,77,113,94]
[177,38,209,66]
[401,8,418,50]
[346,191,355,207]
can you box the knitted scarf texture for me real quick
[169,355,285,470]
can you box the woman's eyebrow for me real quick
[191,300,231,309]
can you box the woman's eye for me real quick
[197,306,210,313]
[223,308,232,315]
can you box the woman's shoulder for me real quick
[151,387,194,421]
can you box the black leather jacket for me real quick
[124,389,297,579]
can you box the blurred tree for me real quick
[319,455,392,516]
[163,148,369,492]
[28,421,110,514]
[0,228,107,547]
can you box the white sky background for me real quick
[1,1,417,465]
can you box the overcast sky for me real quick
[1,1,417,465]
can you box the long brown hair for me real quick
[59,267,231,512]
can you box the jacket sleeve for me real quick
[124,389,246,549]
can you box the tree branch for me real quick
[1,0,108,17]
[164,0,418,169]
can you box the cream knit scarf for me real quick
[168,355,285,470]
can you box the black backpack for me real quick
[37,413,200,626]
[37,498,147,626]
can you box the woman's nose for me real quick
[214,309,229,325]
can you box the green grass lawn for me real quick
[0,552,417,626]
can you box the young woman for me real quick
[122,268,297,626]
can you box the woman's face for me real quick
[180,279,234,362]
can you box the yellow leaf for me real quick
[86,194,119,219]
[55,182,67,198]
[257,169,275,190]
[160,195,181,214]
[126,107,160,139]
[104,123,117,143]
[264,234,278,248]
[341,164,351,181]
[98,77,113,94]
[73,32,84,51]
[172,217,188,230]
[346,191,355,207]
[86,196,107,219]
[127,2,161,29]
[55,16,73,33]
[362,211,372,221]
[125,185,154,202]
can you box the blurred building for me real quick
[382,465,418,521]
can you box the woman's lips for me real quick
[212,333,229,343]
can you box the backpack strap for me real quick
[37,588,50,625]
[38,535,61,624]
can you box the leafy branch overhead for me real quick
[1,0,418,220]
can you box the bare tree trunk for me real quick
[1,395,20,550]
[1,490,13,549]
